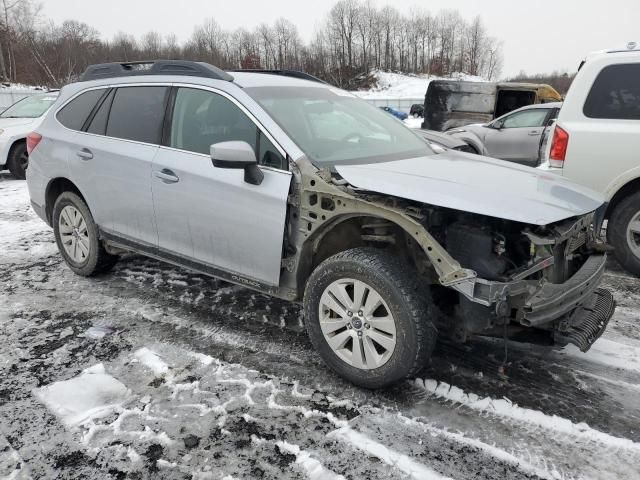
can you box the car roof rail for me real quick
[79,60,234,82]
[230,69,327,84]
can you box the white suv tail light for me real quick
[549,125,569,168]
[26,132,42,155]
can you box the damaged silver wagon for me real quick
[27,61,615,388]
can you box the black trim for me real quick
[80,88,112,132]
[99,229,279,295]
[83,88,115,134]
[80,60,234,82]
[161,86,177,147]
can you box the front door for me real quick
[484,107,551,165]
[151,86,291,287]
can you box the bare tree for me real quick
[3,0,503,88]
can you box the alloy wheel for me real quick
[319,278,397,370]
[627,210,640,259]
[59,205,90,263]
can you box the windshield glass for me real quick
[245,86,431,166]
[1,93,58,119]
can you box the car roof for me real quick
[582,41,640,64]
[75,60,331,90]
[505,101,563,115]
[230,71,328,88]
[57,71,331,106]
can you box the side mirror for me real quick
[211,141,264,186]
[491,120,503,130]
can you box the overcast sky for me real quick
[43,0,639,78]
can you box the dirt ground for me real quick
[1,174,639,480]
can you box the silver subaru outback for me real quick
[26,60,615,388]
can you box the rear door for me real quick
[484,107,551,165]
[67,85,168,246]
[151,86,291,287]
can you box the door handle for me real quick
[76,148,93,160]
[528,130,541,136]
[154,168,179,183]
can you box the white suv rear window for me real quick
[583,63,640,120]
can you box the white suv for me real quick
[0,91,59,178]
[541,42,640,275]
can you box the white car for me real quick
[540,42,640,275]
[0,91,59,179]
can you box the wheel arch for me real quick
[2,136,26,168]
[293,212,431,299]
[45,177,88,225]
[8,136,27,155]
[447,131,483,155]
[605,176,640,220]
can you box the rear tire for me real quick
[7,142,28,179]
[607,191,640,276]
[52,192,118,276]
[304,247,437,389]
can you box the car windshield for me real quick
[245,86,432,166]
[1,94,58,119]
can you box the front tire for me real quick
[52,192,118,276]
[7,142,28,179]
[304,248,437,388]
[608,191,640,276]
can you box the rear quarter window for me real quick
[56,89,106,131]
[583,63,640,120]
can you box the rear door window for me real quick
[57,89,106,131]
[583,63,640,119]
[106,86,168,144]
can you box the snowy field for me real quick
[1,174,640,479]
[352,71,484,100]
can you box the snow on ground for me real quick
[34,363,130,427]
[404,116,424,129]
[1,175,640,479]
[328,426,453,480]
[352,70,484,100]
[414,378,640,452]
[559,337,640,373]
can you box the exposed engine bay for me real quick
[424,206,612,349]
[281,158,615,355]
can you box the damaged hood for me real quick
[335,152,604,225]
